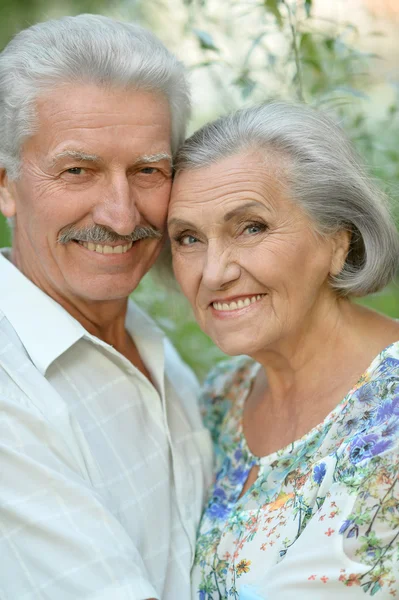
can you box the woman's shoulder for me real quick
[335,340,399,475]
[200,356,255,444]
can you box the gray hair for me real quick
[0,14,190,180]
[174,102,399,297]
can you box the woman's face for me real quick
[168,151,345,357]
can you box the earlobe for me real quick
[330,229,351,276]
[0,169,17,218]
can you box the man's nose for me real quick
[201,243,241,291]
[92,175,141,236]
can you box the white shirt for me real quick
[0,249,213,600]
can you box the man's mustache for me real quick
[57,224,163,245]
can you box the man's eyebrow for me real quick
[50,150,102,167]
[223,200,269,222]
[49,151,172,168]
[134,153,172,165]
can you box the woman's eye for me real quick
[179,234,198,246]
[243,223,266,235]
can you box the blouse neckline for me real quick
[234,340,399,467]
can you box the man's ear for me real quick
[330,228,351,276]
[0,169,17,218]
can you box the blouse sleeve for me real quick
[259,436,399,598]
[337,446,399,595]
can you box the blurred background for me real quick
[1,0,398,377]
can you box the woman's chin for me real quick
[212,337,261,358]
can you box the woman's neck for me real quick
[244,299,399,457]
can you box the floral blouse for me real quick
[192,342,399,599]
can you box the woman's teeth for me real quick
[212,294,265,312]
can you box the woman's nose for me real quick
[201,244,241,291]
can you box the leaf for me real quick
[347,525,359,538]
[304,0,312,17]
[242,32,267,68]
[302,57,323,74]
[192,28,219,52]
[300,33,320,64]
[263,0,283,28]
[324,38,335,52]
[234,72,257,99]
[189,60,221,70]
[370,581,382,596]
[334,85,369,100]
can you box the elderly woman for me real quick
[167,103,399,599]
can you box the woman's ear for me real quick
[0,170,17,218]
[330,229,351,276]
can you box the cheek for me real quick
[172,253,187,288]
[142,181,172,227]
[172,253,199,300]
[17,176,85,228]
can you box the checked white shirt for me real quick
[0,249,213,600]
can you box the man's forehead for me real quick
[30,82,172,153]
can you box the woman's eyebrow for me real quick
[168,217,196,229]
[169,200,270,229]
[223,200,269,222]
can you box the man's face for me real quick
[0,83,172,304]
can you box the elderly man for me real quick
[0,14,212,600]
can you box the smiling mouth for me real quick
[212,294,266,312]
[77,241,133,254]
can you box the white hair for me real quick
[174,102,399,297]
[0,14,191,180]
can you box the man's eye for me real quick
[66,167,85,175]
[139,167,159,174]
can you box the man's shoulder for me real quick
[0,308,29,363]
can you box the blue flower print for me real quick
[340,518,360,539]
[374,356,399,378]
[373,396,399,426]
[349,433,394,464]
[313,462,327,485]
[217,456,232,480]
[193,345,399,599]
[354,382,378,406]
[235,448,243,461]
[206,498,231,521]
[230,466,250,486]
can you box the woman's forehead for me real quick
[170,152,293,217]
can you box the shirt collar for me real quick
[0,248,86,375]
[0,248,166,378]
